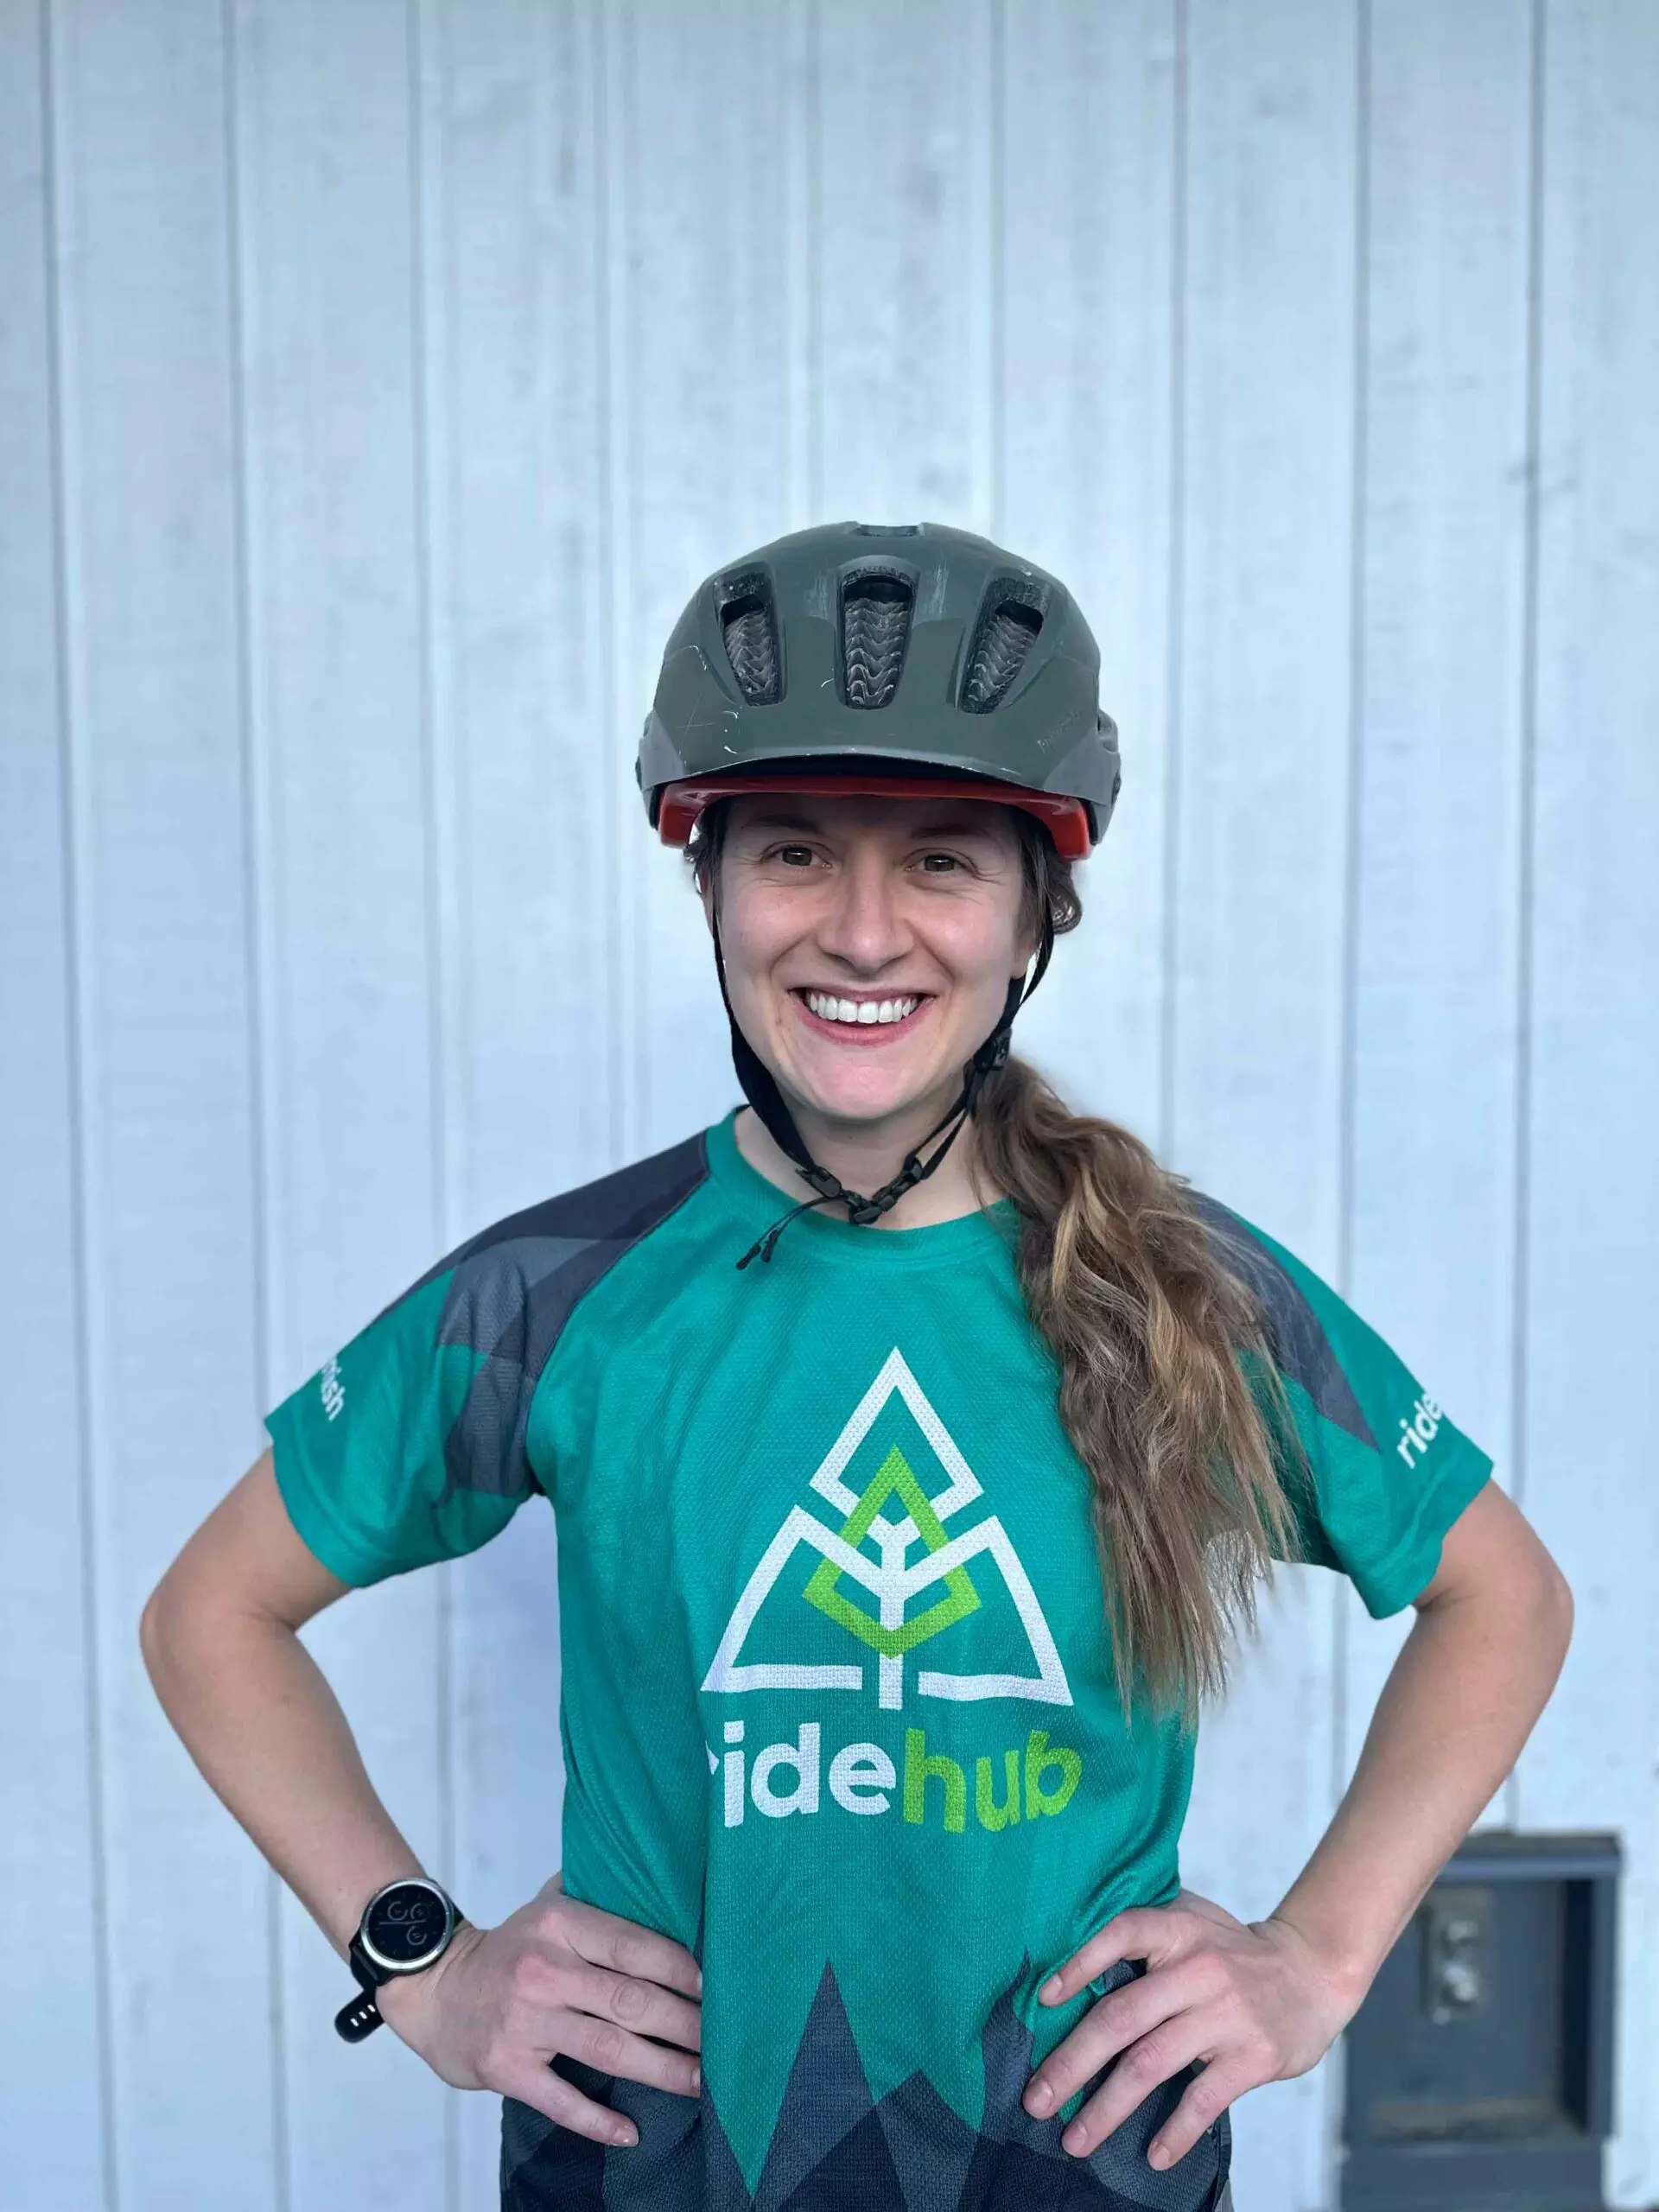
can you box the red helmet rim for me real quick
[656,773,1092,861]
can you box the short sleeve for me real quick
[1196,1196,1496,1619]
[264,1244,550,1589]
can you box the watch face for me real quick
[361,1880,454,1973]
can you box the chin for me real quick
[779,1058,949,1128]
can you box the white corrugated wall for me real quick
[2,3,1655,2208]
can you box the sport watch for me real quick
[334,1875,466,2043]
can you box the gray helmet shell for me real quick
[635,519,1122,851]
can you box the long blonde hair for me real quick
[687,802,1313,1732]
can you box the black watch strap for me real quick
[348,1935,384,1993]
[334,1983,385,2043]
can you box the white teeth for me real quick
[804,991,920,1027]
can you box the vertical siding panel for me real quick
[1519,3,1659,2202]
[416,1,613,1232]
[415,2,610,2200]
[815,0,991,524]
[997,0,1178,1148]
[1173,3,1359,2199]
[41,1,275,2204]
[0,4,109,2204]
[232,0,448,2202]
[618,0,798,1155]
[1345,0,1534,1833]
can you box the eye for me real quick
[755,842,970,873]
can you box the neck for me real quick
[732,1099,1003,1229]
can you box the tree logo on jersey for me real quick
[701,1347,1071,1711]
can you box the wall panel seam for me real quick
[40,0,118,2201]
[1159,0,1188,1166]
[220,0,289,2202]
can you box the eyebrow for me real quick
[734,809,1000,841]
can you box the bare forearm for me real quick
[1267,1575,1573,2003]
[140,1596,427,1961]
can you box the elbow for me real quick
[138,1576,218,1726]
[137,1581,168,1680]
[138,1573,188,1687]
[1522,1556,1575,1688]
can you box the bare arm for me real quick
[139,1449,702,2147]
[1265,1475,1574,1999]
[139,1447,422,1965]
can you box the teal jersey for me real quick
[266,1107,1494,2212]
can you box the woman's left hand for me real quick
[1021,1888,1363,2170]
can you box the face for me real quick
[700,791,1039,1132]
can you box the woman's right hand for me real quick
[376,1872,702,2148]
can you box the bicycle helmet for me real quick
[635,519,1122,1267]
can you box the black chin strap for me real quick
[711,906,1055,1271]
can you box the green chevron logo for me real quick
[802,1445,981,1656]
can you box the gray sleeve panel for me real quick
[1180,1186,1375,1451]
[384,1130,712,1509]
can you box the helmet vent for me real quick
[849,522,921,537]
[718,572,781,704]
[841,572,912,709]
[963,591,1043,712]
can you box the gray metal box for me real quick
[1339,1831,1619,2211]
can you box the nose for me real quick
[812,846,914,975]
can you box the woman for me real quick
[143,521,1573,2212]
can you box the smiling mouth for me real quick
[791,987,934,1033]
